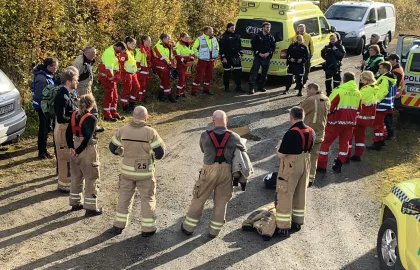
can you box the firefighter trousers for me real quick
[276,153,310,229]
[156,66,171,96]
[347,123,368,157]
[121,72,140,106]
[373,111,386,142]
[325,71,341,96]
[54,123,71,189]
[77,80,98,117]
[183,163,233,236]
[192,60,215,93]
[176,64,189,94]
[222,57,242,89]
[69,139,100,210]
[317,125,354,169]
[114,175,157,232]
[309,140,322,181]
[100,76,119,119]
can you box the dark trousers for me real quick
[286,75,303,91]
[325,71,342,96]
[223,57,242,89]
[248,56,270,90]
[36,108,50,156]
[384,113,394,138]
[303,56,311,85]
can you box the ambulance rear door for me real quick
[396,34,420,69]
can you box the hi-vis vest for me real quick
[123,49,137,73]
[135,47,148,74]
[328,80,361,125]
[376,74,397,111]
[153,41,173,66]
[175,41,194,58]
[111,120,164,179]
[101,46,119,76]
[195,35,219,60]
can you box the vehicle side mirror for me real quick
[330,26,337,33]
[401,198,420,215]
[366,19,376,24]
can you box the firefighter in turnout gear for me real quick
[99,42,127,122]
[119,37,141,113]
[367,62,397,151]
[54,67,79,192]
[299,83,330,186]
[317,72,361,173]
[191,26,219,96]
[219,22,243,92]
[153,33,178,103]
[174,32,194,99]
[283,35,308,96]
[276,106,315,237]
[66,94,102,216]
[135,35,152,102]
[242,209,277,241]
[181,110,247,238]
[108,106,165,236]
[321,34,346,96]
[347,71,378,161]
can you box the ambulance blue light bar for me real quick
[413,40,420,46]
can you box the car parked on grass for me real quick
[377,179,420,270]
[0,69,27,144]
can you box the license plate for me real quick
[0,103,14,115]
[242,49,253,55]
[407,86,420,93]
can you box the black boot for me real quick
[297,90,303,96]
[366,141,382,151]
[123,105,131,113]
[85,207,103,217]
[158,92,167,102]
[168,94,178,103]
[203,90,215,95]
[350,155,361,162]
[129,102,136,111]
[277,228,290,237]
[248,85,255,95]
[142,230,157,237]
[175,94,181,100]
[282,88,289,95]
[332,159,343,173]
[224,86,231,92]
[71,204,83,211]
[291,222,302,232]
[316,167,327,173]
[109,226,124,235]
[181,223,193,236]
[262,235,272,241]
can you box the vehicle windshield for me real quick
[325,6,368,22]
[409,53,420,73]
[235,19,283,42]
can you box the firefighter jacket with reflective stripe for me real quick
[328,80,362,126]
[110,120,165,179]
[376,72,397,111]
[99,46,119,78]
[153,40,174,67]
[119,49,137,73]
[300,93,330,143]
[192,34,219,60]
[392,64,404,97]
[135,46,148,73]
[232,146,254,183]
[357,84,379,125]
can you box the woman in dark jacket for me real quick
[283,35,308,96]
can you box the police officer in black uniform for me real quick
[219,23,243,92]
[321,33,346,96]
[283,35,308,96]
[248,22,276,95]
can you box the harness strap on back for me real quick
[207,130,232,157]
[291,127,313,152]
[71,110,93,136]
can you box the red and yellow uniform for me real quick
[119,49,141,108]
[174,40,194,95]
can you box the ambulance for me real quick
[395,35,420,115]
[235,0,335,76]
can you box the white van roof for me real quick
[331,1,394,8]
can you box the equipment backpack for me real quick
[207,130,232,162]
[71,110,93,136]
[41,85,61,119]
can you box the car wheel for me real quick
[356,38,365,55]
[377,218,404,269]
[383,35,390,49]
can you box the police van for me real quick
[235,0,335,76]
[395,35,420,115]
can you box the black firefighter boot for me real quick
[296,88,303,97]
[158,91,167,102]
[366,141,383,151]
[332,159,343,173]
[168,94,178,103]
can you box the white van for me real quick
[325,0,396,54]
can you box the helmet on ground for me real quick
[170,68,179,80]
[263,172,277,189]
